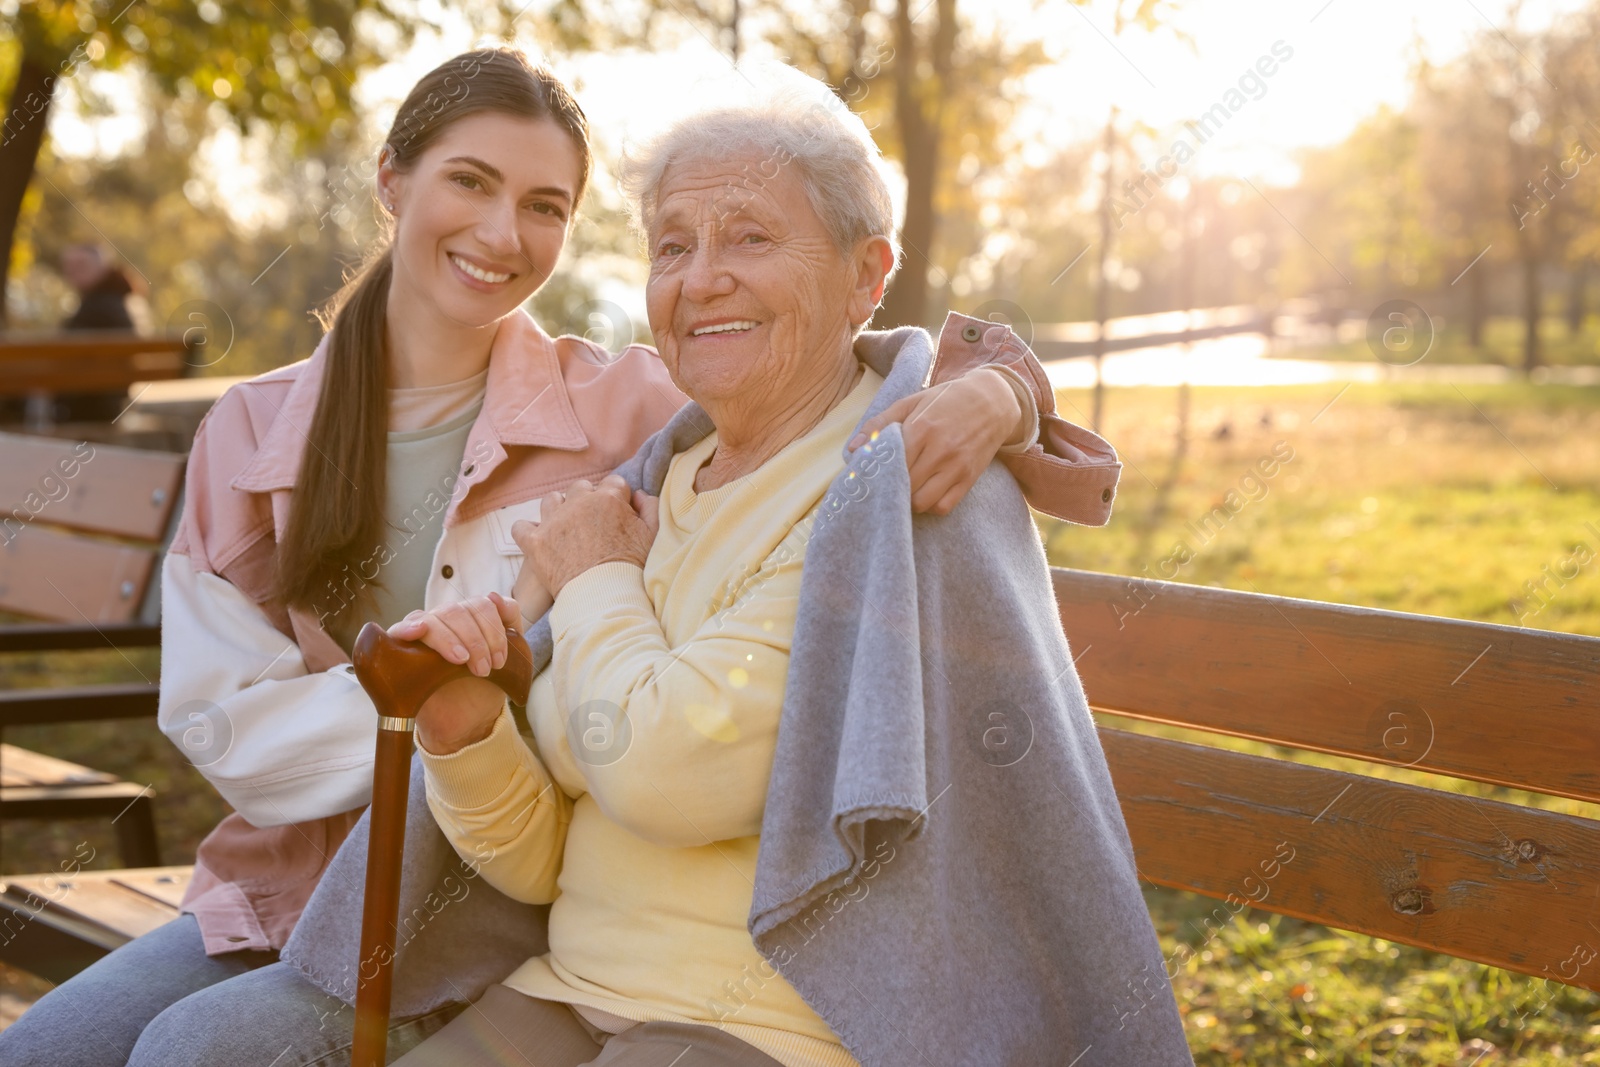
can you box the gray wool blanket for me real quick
[283,322,1193,1066]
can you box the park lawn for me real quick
[1043,379,1600,1064]
[3,379,1598,1060]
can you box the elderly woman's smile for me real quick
[645,152,888,423]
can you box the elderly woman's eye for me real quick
[741,233,768,245]
[658,241,687,258]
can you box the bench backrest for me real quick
[0,433,185,625]
[0,335,190,397]
[1053,566,1600,994]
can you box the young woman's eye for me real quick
[451,173,484,191]
[528,201,567,221]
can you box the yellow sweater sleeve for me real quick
[536,555,802,849]
[419,705,573,905]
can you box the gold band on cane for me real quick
[378,716,416,732]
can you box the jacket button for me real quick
[962,324,982,342]
[1101,488,1112,502]
[225,936,249,943]
[441,565,454,579]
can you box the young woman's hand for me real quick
[512,474,660,599]
[390,590,522,755]
[845,366,1027,516]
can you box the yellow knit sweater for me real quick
[420,366,883,1067]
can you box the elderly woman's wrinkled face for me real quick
[645,152,866,408]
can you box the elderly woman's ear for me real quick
[849,236,897,326]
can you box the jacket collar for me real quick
[232,308,588,495]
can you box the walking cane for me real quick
[348,619,533,1067]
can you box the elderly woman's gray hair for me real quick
[619,63,901,282]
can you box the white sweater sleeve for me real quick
[157,552,377,827]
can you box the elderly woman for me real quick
[357,68,1194,1067]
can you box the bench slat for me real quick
[1102,727,1600,992]
[111,867,192,910]
[0,336,188,361]
[0,683,159,727]
[0,337,189,397]
[1055,568,1600,804]
[2,869,180,942]
[0,432,184,542]
[0,743,117,787]
[2,781,151,806]
[0,622,161,653]
[0,525,158,624]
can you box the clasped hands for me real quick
[391,474,657,755]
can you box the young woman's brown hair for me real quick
[274,48,591,617]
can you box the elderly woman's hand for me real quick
[390,590,522,755]
[512,474,660,599]
[845,367,1027,516]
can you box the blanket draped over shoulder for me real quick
[282,323,1194,1067]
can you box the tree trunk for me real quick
[881,104,937,328]
[1567,263,1586,335]
[1466,257,1487,349]
[0,55,57,326]
[1521,252,1541,374]
[877,0,955,330]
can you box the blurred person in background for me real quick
[21,243,147,424]
[59,242,141,331]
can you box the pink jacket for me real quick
[159,309,1118,955]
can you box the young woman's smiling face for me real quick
[379,111,581,330]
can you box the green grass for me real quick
[4,378,1598,1061]
[1293,314,1600,367]
[1041,380,1600,1064]
[1045,380,1600,636]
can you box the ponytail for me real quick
[273,249,393,619]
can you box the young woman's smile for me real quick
[380,111,580,330]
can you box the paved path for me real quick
[1040,329,1600,389]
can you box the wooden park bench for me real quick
[3,538,1596,1014]
[0,333,190,409]
[0,431,184,978]
[1055,567,1600,1000]
[0,867,193,983]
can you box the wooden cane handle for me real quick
[351,620,534,724]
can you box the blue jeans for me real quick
[0,914,463,1066]
[0,914,273,1067]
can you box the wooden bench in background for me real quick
[0,431,185,977]
[0,867,191,983]
[1,746,158,869]
[0,334,189,401]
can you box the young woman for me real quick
[0,47,1102,1067]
